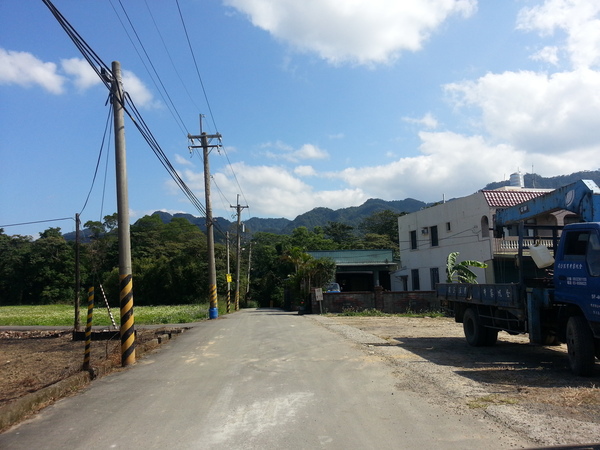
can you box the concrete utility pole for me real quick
[188,118,222,319]
[226,232,231,314]
[231,195,248,311]
[111,61,135,366]
[246,242,252,297]
[74,213,81,331]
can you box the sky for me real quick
[2,0,600,238]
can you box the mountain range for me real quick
[65,170,600,240]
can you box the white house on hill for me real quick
[391,182,557,291]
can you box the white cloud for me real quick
[517,0,600,69]
[530,46,559,65]
[261,141,329,162]
[223,0,476,65]
[61,58,100,90]
[179,162,366,218]
[402,112,439,129]
[174,153,195,166]
[444,68,600,154]
[122,70,158,109]
[333,131,524,202]
[0,48,66,94]
[294,165,317,177]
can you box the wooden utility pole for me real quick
[231,195,248,310]
[111,61,135,366]
[188,118,221,319]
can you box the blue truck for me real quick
[436,180,600,375]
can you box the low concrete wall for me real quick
[311,287,438,314]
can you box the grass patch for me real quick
[0,304,211,326]
[467,394,519,409]
[336,308,444,318]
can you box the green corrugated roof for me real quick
[307,249,395,266]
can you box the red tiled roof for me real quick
[482,189,549,208]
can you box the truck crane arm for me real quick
[495,179,600,228]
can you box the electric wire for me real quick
[42,0,213,228]
[114,0,248,227]
[109,0,189,137]
[144,0,202,114]
[175,0,218,134]
[43,0,240,237]
[79,104,113,215]
[218,146,250,219]
[42,0,112,90]
[0,217,73,228]
[100,115,113,221]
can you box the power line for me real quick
[143,0,202,114]
[109,0,189,137]
[79,103,113,215]
[175,0,218,134]
[43,0,209,220]
[1,217,73,228]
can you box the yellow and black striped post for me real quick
[208,283,218,319]
[120,274,135,366]
[82,286,94,370]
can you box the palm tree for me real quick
[446,252,487,283]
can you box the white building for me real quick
[391,183,556,291]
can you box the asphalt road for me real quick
[0,309,533,449]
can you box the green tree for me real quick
[323,221,356,247]
[289,226,337,251]
[247,232,291,307]
[446,252,488,283]
[28,227,75,304]
[0,230,33,305]
[358,210,404,256]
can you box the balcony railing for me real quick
[494,237,555,255]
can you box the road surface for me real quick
[0,309,534,449]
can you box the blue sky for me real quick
[2,0,600,238]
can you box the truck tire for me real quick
[484,328,498,346]
[566,316,596,376]
[463,308,486,347]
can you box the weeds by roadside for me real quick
[334,308,445,318]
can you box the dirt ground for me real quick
[2,316,600,445]
[0,327,178,412]
[315,315,600,447]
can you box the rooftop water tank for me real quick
[510,172,524,188]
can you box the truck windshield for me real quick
[587,232,600,277]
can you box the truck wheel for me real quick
[463,308,486,346]
[484,328,498,346]
[541,332,561,346]
[566,316,595,376]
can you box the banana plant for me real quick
[446,251,487,283]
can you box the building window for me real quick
[446,222,451,232]
[411,269,420,290]
[430,225,439,247]
[410,230,417,250]
[430,267,439,290]
[481,216,490,238]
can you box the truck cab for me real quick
[554,223,600,334]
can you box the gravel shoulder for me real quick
[309,314,600,448]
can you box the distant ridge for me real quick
[64,170,600,240]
